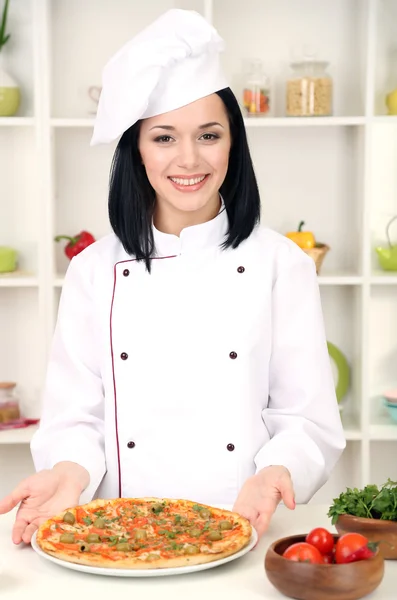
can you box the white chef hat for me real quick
[90,9,229,146]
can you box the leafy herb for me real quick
[174,515,182,524]
[107,536,119,546]
[328,479,397,524]
[192,504,202,512]
[0,0,10,52]
[94,511,105,517]
[158,529,176,539]
[169,542,184,551]
[82,517,93,526]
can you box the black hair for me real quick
[108,87,261,272]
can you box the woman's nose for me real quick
[177,141,200,170]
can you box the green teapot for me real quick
[375,215,397,271]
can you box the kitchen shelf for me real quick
[0,425,38,445]
[0,272,39,288]
[317,274,363,286]
[244,117,366,127]
[369,422,397,441]
[341,414,362,441]
[0,117,35,127]
[370,272,397,285]
[51,118,95,127]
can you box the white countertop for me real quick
[0,504,396,600]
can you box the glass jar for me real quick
[286,59,333,117]
[243,59,271,117]
[0,382,21,423]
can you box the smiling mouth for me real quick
[168,175,209,187]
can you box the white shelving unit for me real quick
[1,0,396,504]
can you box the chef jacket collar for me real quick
[152,197,228,257]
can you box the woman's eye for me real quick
[154,135,173,143]
[200,133,219,141]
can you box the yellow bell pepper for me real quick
[286,221,316,249]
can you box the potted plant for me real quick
[0,0,20,116]
[328,479,397,560]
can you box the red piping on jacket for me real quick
[110,256,177,497]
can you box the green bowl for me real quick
[376,247,397,271]
[0,247,17,273]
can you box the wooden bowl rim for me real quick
[267,533,381,566]
[336,514,397,529]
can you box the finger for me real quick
[254,510,273,539]
[12,514,30,545]
[0,486,28,515]
[254,496,278,539]
[232,502,259,525]
[22,521,40,545]
[278,475,296,510]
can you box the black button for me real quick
[120,352,128,360]
[127,441,135,449]
[237,266,245,273]
[227,443,235,452]
[123,269,130,276]
[229,351,237,359]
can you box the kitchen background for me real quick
[0,0,396,503]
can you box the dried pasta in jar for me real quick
[286,60,333,117]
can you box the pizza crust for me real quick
[36,497,253,570]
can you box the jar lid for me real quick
[0,382,16,389]
[290,59,329,69]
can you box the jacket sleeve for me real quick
[30,252,106,503]
[254,246,346,503]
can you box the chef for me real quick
[0,9,345,545]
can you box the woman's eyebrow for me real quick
[149,121,224,131]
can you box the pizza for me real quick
[36,497,253,569]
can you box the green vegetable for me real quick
[93,517,106,528]
[328,479,397,524]
[62,512,75,525]
[107,536,119,546]
[151,503,165,514]
[82,517,93,526]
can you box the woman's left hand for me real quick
[232,465,296,539]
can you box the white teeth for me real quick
[170,175,206,186]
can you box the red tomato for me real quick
[283,542,324,564]
[323,554,334,564]
[335,533,369,564]
[305,527,335,555]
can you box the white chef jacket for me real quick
[30,203,346,506]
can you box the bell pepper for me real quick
[54,231,96,259]
[286,221,316,249]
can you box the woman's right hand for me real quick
[0,462,89,544]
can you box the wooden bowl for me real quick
[335,514,397,560]
[264,534,384,600]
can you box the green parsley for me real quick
[107,536,119,546]
[82,517,93,526]
[328,479,397,524]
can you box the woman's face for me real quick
[138,94,231,219]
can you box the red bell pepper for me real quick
[55,231,96,259]
[344,541,380,563]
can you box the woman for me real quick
[0,9,345,545]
